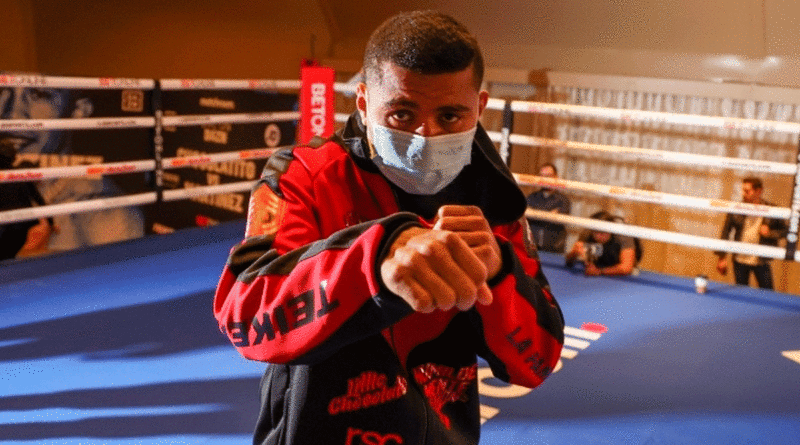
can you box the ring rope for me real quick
[0,74,155,90]
[161,111,299,127]
[0,112,300,132]
[0,146,284,183]
[526,209,797,262]
[491,133,798,176]
[486,98,800,134]
[0,181,257,225]
[515,173,792,219]
[0,116,156,131]
[160,79,301,90]
[159,79,357,93]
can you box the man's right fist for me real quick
[380,226,492,313]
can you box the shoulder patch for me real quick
[246,183,288,237]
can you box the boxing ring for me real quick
[1,73,799,444]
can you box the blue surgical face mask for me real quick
[369,123,476,195]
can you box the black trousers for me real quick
[733,260,774,290]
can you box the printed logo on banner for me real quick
[199,97,236,110]
[264,123,282,148]
[299,65,335,144]
[246,184,287,237]
[203,124,232,145]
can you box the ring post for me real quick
[786,136,800,260]
[499,100,513,166]
[151,80,164,204]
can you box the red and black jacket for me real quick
[214,112,564,445]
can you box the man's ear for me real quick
[477,90,489,117]
[356,83,368,123]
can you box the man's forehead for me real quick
[365,64,478,107]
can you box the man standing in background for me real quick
[715,177,787,289]
[526,163,571,253]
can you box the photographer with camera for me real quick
[565,210,637,276]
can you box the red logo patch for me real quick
[412,363,477,429]
[328,371,408,415]
[345,427,403,445]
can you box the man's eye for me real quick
[391,110,413,123]
[440,113,460,124]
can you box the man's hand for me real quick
[380,224,492,313]
[433,205,502,281]
[716,257,728,275]
[19,219,56,255]
[584,262,602,276]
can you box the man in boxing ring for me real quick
[213,10,564,445]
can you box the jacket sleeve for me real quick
[714,213,735,258]
[213,149,417,365]
[471,218,565,389]
[765,215,789,241]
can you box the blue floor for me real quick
[1,221,798,444]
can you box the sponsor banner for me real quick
[146,87,297,232]
[0,80,152,253]
[298,64,335,145]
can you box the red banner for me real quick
[298,64,335,145]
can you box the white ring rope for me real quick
[486,98,800,134]
[159,79,357,93]
[0,116,156,131]
[0,159,156,182]
[161,111,299,127]
[0,181,258,225]
[515,173,793,219]
[160,79,301,90]
[0,111,300,132]
[0,74,155,90]
[0,147,285,183]
[488,132,798,176]
[526,209,798,262]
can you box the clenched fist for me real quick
[380,213,495,313]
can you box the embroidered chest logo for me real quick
[328,371,408,415]
[412,363,477,429]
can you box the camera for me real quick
[585,243,603,264]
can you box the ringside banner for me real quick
[0,80,152,255]
[149,87,297,234]
[298,63,335,145]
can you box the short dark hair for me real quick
[743,176,763,190]
[363,10,484,90]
